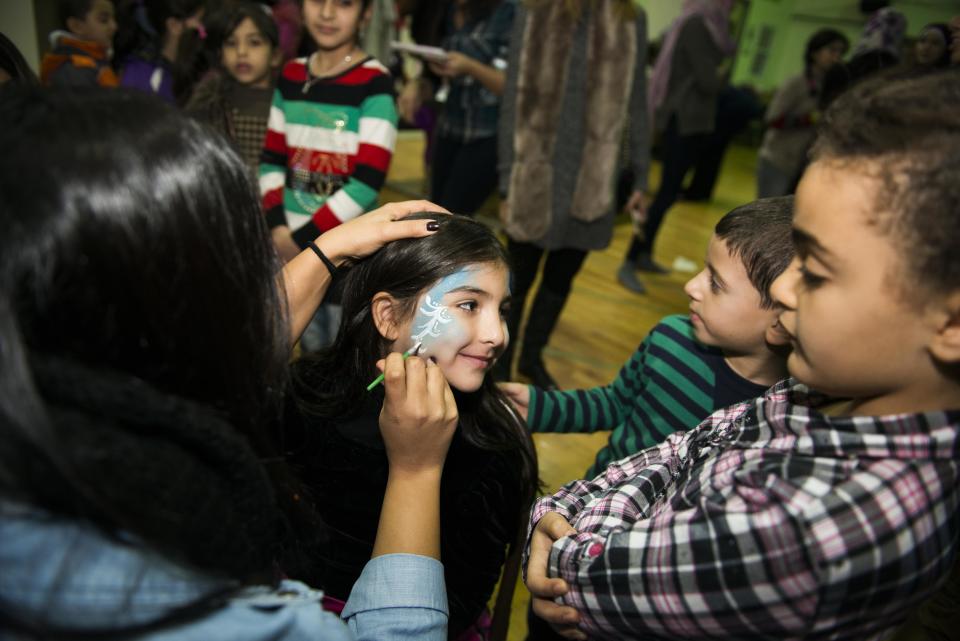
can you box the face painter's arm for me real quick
[282,201,450,345]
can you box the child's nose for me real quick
[683,269,704,300]
[481,312,506,347]
[770,258,800,309]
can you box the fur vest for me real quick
[503,1,636,241]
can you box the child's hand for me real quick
[499,381,531,421]
[625,190,648,233]
[379,353,458,475]
[272,226,301,264]
[429,51,475,78]
[526,512,584,640]
[313,201,450,268]
[398,79,426,123]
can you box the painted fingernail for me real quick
[426,221,440,231]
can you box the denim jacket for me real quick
[0,501,447,640]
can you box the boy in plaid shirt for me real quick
[523,70,960,641]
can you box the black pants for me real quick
[505,240,587,364]
[509,241,588,303]
[626,115,708,262]
[430,133,498,215]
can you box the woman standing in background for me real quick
[495,0,649,388]
[617,0,735,294]
[756,28,848,198]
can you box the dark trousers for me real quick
[504,240,587,368]
[626,116,708,262]
[430,133,498,215]
[509,241,588,303]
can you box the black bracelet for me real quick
[307,241,338,277]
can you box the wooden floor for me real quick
[380,131,759,641]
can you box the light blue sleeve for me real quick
[342,553,449,641]
[144,580,354,641]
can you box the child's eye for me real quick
[457,300,478,312]
[798,264,826,288]
[499,304,511,318]
[709,275,721,293]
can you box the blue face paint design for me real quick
[409,268,473,357]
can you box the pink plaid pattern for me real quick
[525,379,960,640]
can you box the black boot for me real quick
[517,288,566,391]
[635,251,669,274]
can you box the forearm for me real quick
[528,387,622,434]
[464,57,506,96]
[283,231,355,344]
[373,467,443,558]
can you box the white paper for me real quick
[390,41,449,64]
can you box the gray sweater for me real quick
[656,16,725,137]
[497,5,650,252]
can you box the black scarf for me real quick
[24,355,283,583]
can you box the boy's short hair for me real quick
[59,0,95,26]
[714,196,795,309]
[811,70,960,300]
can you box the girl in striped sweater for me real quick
[261,0,396,258]
[260,0,398,350]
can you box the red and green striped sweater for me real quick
[259,56,397,246]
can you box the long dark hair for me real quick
[207,1,279,54]
[0,87,289,583]
[0,31,38,85]
[292,214,539,508]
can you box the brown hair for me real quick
[811,69,960,299]
[715,196,795,309]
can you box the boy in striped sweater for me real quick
[260,0,397,263]
[502,196,794,479]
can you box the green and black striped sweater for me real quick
[527,315,770,478]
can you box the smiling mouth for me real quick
[460,354,492,368]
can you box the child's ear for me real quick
[270,47,283,70]
[166,16,184,39]
[66,16,86,37]
[929,291,960,364]
[370,292,402,341]
[765,316,792,347]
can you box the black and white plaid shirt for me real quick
[525,379,960,640]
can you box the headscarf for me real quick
[852,6,907,59]
[647,0,735,119]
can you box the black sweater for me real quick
[279,386,525,638]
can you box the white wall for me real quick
[1,0,40,73]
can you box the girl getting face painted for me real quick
[391,263,510,393]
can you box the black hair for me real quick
[208,1,279,52]
[811,69,960,301]
[114,0,207,103]
[804,28,849,74]
[291,214,539,507]
[0,87,289,586]
[917,23,952,69]
[58,0,97,25]
[0,32,39,85]
[714,196,795,308]
[409,0,501,48]
[860,0,889,14]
